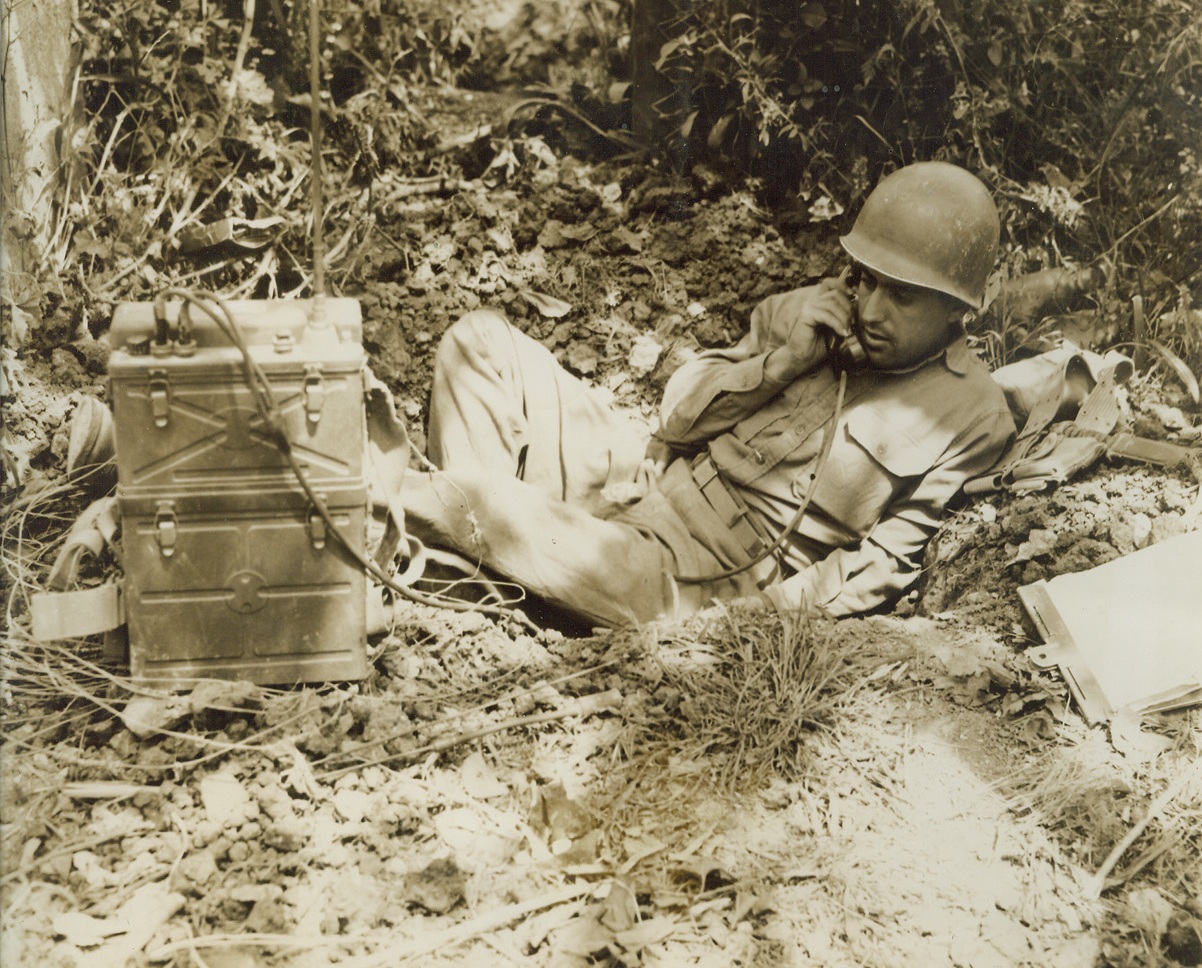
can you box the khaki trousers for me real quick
[401,311,763,627]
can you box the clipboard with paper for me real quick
[1019,528,1202,723]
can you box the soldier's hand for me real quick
[765,274,855,381]
[643,435,673,473]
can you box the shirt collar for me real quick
[942,328,971,375]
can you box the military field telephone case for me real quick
[108,298,370,684]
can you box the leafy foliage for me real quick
[58,0,478,306]
[646,0,1202,368]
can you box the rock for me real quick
[263,817,308,853]
[170,851,219,893]
[200,773,252,828]
[332,789,371,824]
[405,857,466,914]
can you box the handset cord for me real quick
[156,288,538,632]
[674,367,848,585]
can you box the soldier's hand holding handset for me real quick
[764,268,859,382]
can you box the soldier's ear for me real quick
[942,293,971,324]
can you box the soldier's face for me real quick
[852,267,964,370]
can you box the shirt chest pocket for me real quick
[804,406,945,537]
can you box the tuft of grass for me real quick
[606,610,886,808]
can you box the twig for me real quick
[342,884,593,968]
[320,688,623,780]
[309,661,618,769]
[61,782,161,800]
[378,176,473,202]
[1086,759,1202,899]
[217,0,257,138]
[0,830,126,886]
[1132,295,1147,371]
[149,884,590,964]
[149,931,377,960]
[1099,193,1182,264]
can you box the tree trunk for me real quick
[629,0,691,153]
[1,0,79,322]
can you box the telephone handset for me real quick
[831,330,868,371]
[828,264,868,371]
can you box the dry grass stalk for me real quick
[599,610,887,847]
[1002,751,1133,865]
[1087,759,1202,898]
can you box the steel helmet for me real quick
[839,161,1000,310]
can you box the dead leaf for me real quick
[549,905,615,960]
[81,882,185,968]
[434,806,522,871]
[1150,338,1200,405]
[1109,708,1172,762]
[520,289,572,318]
[405,857,466,915]
[554,828,602,864]
[121,695,190,739]
[609,225,644,252]
[460,751,507,798]
[53,911,123,947]
[600,879,638,932]
[628,334,663,375]
[1018,711,1058,742]
[780,862,823,883]
[177,216,285,256]
[1009,528,1058,564]
[538,221,569,249]
[559,223,598,243]
[614,914,676,951]
[533,780,593,843]
[186,679,259,715]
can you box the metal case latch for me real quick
[303,364,324,425]
[149,369,171,428]
[308,504,327,550]
[154,501,178,557]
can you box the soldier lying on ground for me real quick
[396,161,1017,628]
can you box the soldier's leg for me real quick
[426,310,648,513]
[401,467,685,627]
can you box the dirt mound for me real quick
[920,461,1201,629]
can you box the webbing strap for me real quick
[690,454,769,559]
[966,354,1100,494]
[32,494,123,641]
[31,584,123,640]
[46,496,119,592]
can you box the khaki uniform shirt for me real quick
[658,286,1016,616]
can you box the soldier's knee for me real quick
[433,310,520,387]
[445,309,512,350]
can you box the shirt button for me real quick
[877,444,887,456]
